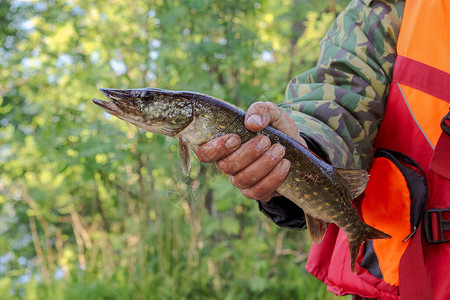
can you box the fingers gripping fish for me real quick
[93,87,391,271]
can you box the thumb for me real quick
[245,102,306,147]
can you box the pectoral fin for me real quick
[335,168,369,199]
[305,214,329,244]
[178,136,191,176]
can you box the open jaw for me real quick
[92,98,123,116]
[93,88,136,116]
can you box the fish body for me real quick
[93,87,391,271]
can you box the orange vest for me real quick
[306,1,450,299]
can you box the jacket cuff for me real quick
[258,196,307,230]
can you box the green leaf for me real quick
[249,276,268,293]
[0,277,11,299]
[0,1,350,299]
[222,217,240,235]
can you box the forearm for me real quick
[281,0,404,169]
[259,0,405,229]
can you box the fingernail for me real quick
[257,136,270,150]
[247,114,263,126]
[225,136,240,149]
[280,159,291,172]
[271,144,285,158]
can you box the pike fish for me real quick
[93,87,391,271]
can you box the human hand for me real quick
[195,101,307,202]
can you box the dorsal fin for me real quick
[335,168,369,199]
[305,214,329,244]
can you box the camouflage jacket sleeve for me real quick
[258,0,404,229]
[281,0,404,169]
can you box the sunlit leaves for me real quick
[0,0,350,299]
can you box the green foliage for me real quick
[1,0,349,299]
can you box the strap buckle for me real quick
[423,207,450,244]
[441,109,450,136]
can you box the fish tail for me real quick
[348,225,391,272]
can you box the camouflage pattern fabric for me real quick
[280,0,404,169]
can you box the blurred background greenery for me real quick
[1,0,351,299]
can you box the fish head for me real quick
[93,88,194,136]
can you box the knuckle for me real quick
[218,160,236,174]
[240,189,257,200]
[247,102,269,119]
[267,102,281,114]
[267,171,287,187]
[197,135,239,163]
[272,113,292,128]
[241,185,273,202]
[196,145,219,163]
[248,101,266,111]
[231,173,253,189]
[250,184,271,199]
[266,101,278,109]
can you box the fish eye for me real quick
[139,90,154,101]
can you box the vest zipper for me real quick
[402,225,418,243]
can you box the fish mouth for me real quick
[99,88,131,101]
[92,98,123,115]
[93,88,133,116]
